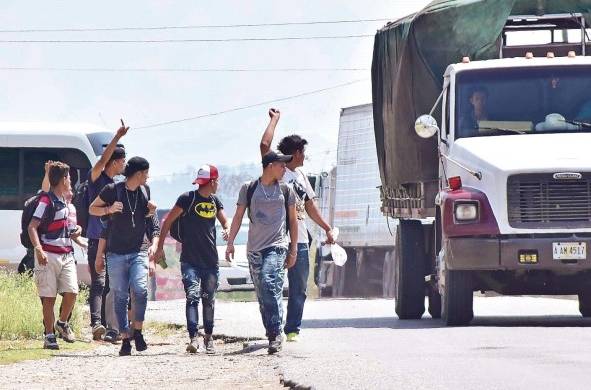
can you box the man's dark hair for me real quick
[48,161,70,187]
[277,134,308,155]
[468,85,488,98]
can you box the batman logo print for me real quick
[194,202,216,219]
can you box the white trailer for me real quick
[315,104,396,297]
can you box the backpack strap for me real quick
[245,179,259,222]
[38,192,57,232]
[140,185,150,201]
[280,183,290,234]
[181,190,196,216]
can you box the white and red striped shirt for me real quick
[32,192,73,254]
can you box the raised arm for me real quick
[41,161,52,192]
[260,108,280,157]
[90,120,129,183]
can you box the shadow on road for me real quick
[301,317,445,329]
[471,315,591,327]
[301,315,591,329]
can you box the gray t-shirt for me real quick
[237,180,296,253]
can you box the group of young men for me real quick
[28,108,335,355]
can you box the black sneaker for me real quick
[43,333,59,350]
[119,338,132,356]
[133,329,147,352]
[268,334,282,354]
[103,329,118,344]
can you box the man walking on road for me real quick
[85,121,128,340]
[226,121,298,354]
[89,156,159,356]
[260,108,335,342]
[28,161,80,350]
[155,164,230,354]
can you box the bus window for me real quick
[0,148,20,209]
[23,149,60,200]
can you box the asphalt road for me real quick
[148,296,591,390]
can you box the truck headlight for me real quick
[454,201,479,222]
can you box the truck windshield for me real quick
[455,66,591,139]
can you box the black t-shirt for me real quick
[99,182,151,255]
[175,191,223,268]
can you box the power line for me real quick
[134,78,368,130]
[0,66,369,73]
[0,34,373,44]
[0,18,393,33]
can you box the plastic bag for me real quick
[320,227,348,266]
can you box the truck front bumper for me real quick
[445,235,591,271]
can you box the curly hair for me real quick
[277,134,308,155]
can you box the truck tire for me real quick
[428,287,442,319]
[578,290,591,317]
[382,251,396,298]
[394,219,426,319]
[442,269,473,326]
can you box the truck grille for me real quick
[507,174,591,229]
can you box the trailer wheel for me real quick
[394,220,426,319]
[382,250,396,298]
[428,287,442,319]
[442,269,473,326]
[578,290,591,317]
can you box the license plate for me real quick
[552,242,586,260]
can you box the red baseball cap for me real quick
[192,164,219,185]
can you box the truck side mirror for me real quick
[414,115,439,138]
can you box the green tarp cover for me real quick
[372,0,591,188]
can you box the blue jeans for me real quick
[285,243,309,334]
[248,246,286,338]
[181,262,219,337]
[106,252,148,336]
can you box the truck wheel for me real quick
[428,287,442,319]
[442,269,473,326]
[394,220,426,319]
[578,290,591,317]
[382,251,396,298]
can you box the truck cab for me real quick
[372,9,591,325]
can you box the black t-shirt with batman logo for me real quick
[175,191,223,268]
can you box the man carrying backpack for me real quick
[84,121,128,340]
[27,161,80,350]
[226,148,298,354]
[154,164,230,354]
[259,108,335,342]
[89,156,159,356]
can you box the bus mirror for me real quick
[414,115,439,138]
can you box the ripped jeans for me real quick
[248,246,286,339]
[181,262,219,337]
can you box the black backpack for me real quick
[20,192,56,249]
[72,180,90,237]
[170,191,196,243]
[246,179,290,233]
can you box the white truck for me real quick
[373,5,591,325]
[314,104,396,297]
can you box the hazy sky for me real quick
[0,1,430,178]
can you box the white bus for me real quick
[0,122,116,284]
